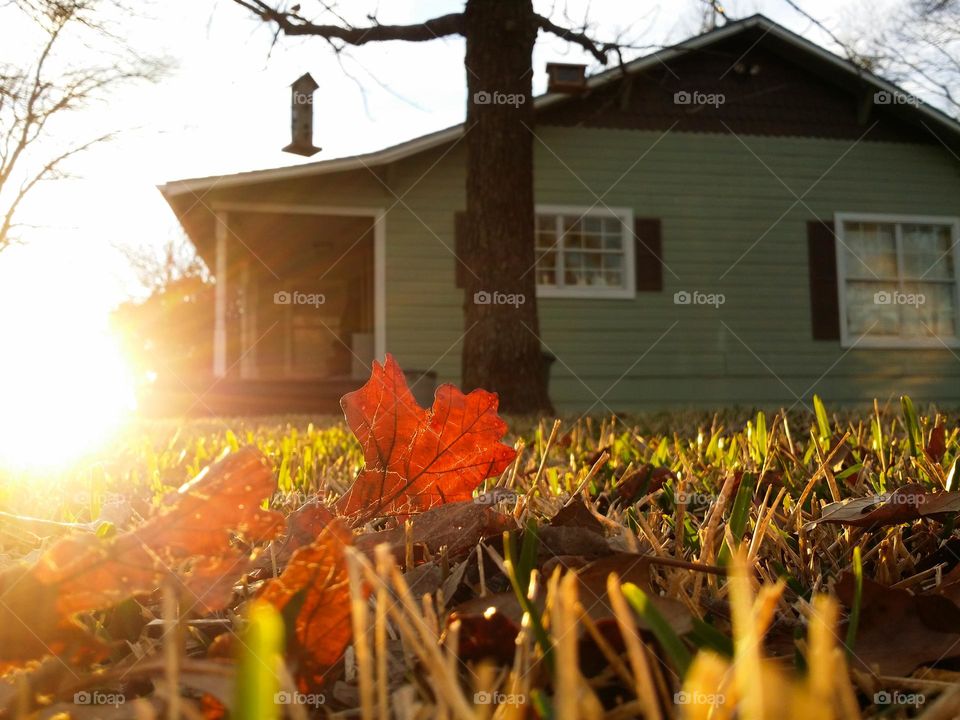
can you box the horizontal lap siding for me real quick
[380,129,960,410]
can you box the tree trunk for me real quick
[461,0,553,414]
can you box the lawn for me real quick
[0,389,958,719]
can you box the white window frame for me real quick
[534,205,636,299]
[834,212,960,348]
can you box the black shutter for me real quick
[634,218,662,292]
[807,219,841,340]
[454,211,467,289]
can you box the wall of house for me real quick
[380,127,960,411]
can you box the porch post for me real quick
[239,260,258,379]
[213,211,228,377]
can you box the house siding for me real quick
[381,127,960,410]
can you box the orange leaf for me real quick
[0,447,283,673]
[260,519,355,690]
[336,354,516,521]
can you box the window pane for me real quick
[904,282,957,338]
[563,216,583,249]
[901,224,954,280]
[845,281,900,336]
[844,222,897,278]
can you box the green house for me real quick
[160,14,960,414]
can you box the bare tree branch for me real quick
[0,0,164,251]
[231,0,463,43]
[533,12,617,64]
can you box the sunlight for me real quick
[0,242,136,471]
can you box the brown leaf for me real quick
[575,553,692,634]
[335,354,516,522]
[0,448,283,673]
[813,484,960,527]
[260,519,356,690]
[356,499,517,563]
[927,424,947,464]
[614,465,675,505]
[837,573,960,675]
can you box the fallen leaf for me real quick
[613,465,675,505]
[575,554,692,634]
[260,519,356,690]
[812,484,960,527]
[336,354,516,522]
[0,448,283,673]
[927,424,947,464]
[355,499,516,562]
[837,573,960,675]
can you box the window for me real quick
[835,213,960,347]
[534,207,635,298]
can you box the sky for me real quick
[0,0,899,324]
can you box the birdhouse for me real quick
[546,63,587,93]
[282,72,321,157]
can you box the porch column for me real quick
[213,211,228,377]
[239,259,258,379]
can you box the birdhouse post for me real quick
[282,72,321,157]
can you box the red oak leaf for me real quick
[0,447,284,673]
[335,354,516,522]
[259,519,355,690]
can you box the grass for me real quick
[1,398,959,718]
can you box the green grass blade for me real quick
[844,547,863,656]
[503,528,553,673]
[236,600,285,720]
[622,582,692,676]
[901,395,921,458]
[718,472,756,566]
[813,394,831,440]
[687,617,734,657]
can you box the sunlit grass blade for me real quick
[621,581,692,676]
[844,546,863,656]
[718,472,755,566]
[235,600,285,720]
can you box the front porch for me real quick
[147,202,387,416]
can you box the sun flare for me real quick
[0,247,136,470]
